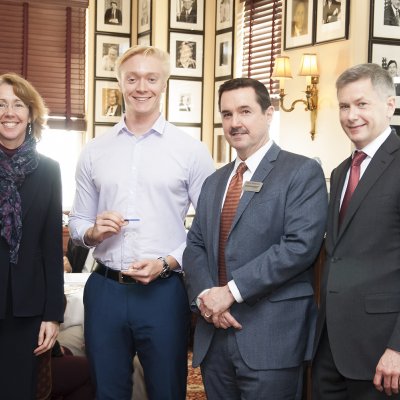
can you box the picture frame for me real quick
[138,0,151,34]
[95,34,130,78]
[216,0,233,31]
[284,0,314,50]
[370,0,400,39]
[214,80,224,124]
[369,41,400,114]
[315,0,350,44]
[94,124,113,137]
[177,125,202,140]
[138,33,151,46]
[94,80,124,124]
[213,127,231,167]
[169,0,204,31]
[392,114,400,136]
[215,31,233,78]
[96,0,131,34]
[167,79,202,123]
[169,32,204,78]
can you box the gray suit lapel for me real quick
[230,143,280,233]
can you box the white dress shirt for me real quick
[69,114,215,270]
[340,127,392,206]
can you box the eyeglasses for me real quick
[0,101,28,114]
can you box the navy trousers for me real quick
[84,272,190,400]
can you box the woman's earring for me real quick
[27,123,32,135]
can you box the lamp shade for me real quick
[298,53,319,77]
[271,56,293,79]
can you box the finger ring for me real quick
[204,313,211,318]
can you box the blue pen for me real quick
[124,218,140,222]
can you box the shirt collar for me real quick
[355,127,392,159]
[233,139,273,175]
[116,113,166,137]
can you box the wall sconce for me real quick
[271,54,319,140]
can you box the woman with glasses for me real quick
[0,73,64,399]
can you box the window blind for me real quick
[0,0,88,130]
[241,0,282,96]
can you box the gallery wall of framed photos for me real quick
[166,0,206,142]
[93,0,132,137]
[213,0,234,168]
[368,0,400,118]
[283,0,350,51]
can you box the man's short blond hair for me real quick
[115,45,171,82]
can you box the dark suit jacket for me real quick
[105,104,122,117]
[322,0,341,23]
[104,8,122,25]
[384,5,399,26]
[315,131,400,380]
[0,155,64,321]
[177,8,197,23]
[183,143,328,369]
[66,238,89,273]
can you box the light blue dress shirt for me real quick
[69,114,215,271]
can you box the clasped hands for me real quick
[198,286,242,330]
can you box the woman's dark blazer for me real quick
[0,154,64,322]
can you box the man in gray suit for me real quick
[183,78,327,399]
[312,63,400,398]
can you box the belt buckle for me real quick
[118,272,137,285]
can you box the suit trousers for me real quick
[0,272,41,400]
[84,271,190,400]
[312,325,400,399]
[201,328,303,400]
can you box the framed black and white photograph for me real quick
[179,125,201,140]
[216,0,233,31]
[95,34,130,78]
[94,80,123,123]
[138,33,151,46]
[94,125,112,137]
[96,0,131,34]
[169,32,203,77]
[214,80,224,124]
[284,0,314,50]
[369,41,400,114]
[138,0,151,34]
[169,0,204,31]
[392,114,400,135]
[370,0,400,39]
[213,127,231,168]
[315,0,350,44]
[167,79,202,123]
[215,31,233,78]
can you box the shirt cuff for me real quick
[228,280,243,303]
[195,288,210,308]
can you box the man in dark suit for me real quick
[384,0,400,26]
[312,63,400,398]
[104,1,122,25]
[322,0,341,23]
[183,78,327,399]
[177,0,197,23]
[104,89,122,117]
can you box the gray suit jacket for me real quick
[316,131,400,380]
[183,143,328,369]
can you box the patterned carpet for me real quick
[187,351,206,400]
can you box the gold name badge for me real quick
[243,181,263,192]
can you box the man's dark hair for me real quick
[218,78,271,112]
